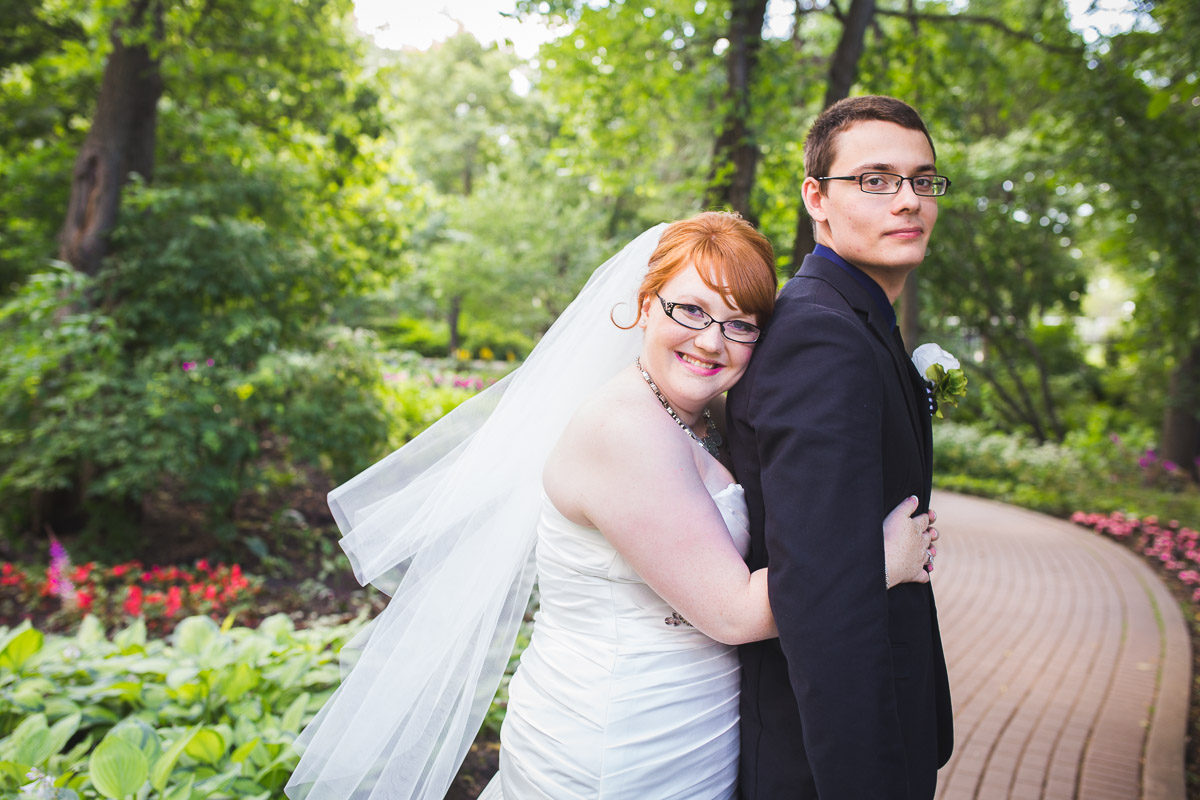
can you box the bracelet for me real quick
[884,562,890,590]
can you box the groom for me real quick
[726,95,954,799]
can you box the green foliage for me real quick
[0,614,362,799]
[934,422,1200,524]
[0,254,388,551]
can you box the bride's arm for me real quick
[548,397,774,646]
[545,398,936,646]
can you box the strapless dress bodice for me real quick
[482,483,749,800]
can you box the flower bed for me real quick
[1070,511,1200,601]
[2,549,260,635]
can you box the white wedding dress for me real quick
[479,483,750,800]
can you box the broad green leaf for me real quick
[150,726,197,792]
[265,653,311,689]
[229,777,271,797]
[257,614,295,644]
[80,705,121,726]
[229,737,261,765]
[162,773,193,800]
[280,693,310,733]
[62,733,95,767]
[123,658,174,676]
[227,698,264,721]
[109,718,161,763]
[0,626,44,672]
[11,713,51,766]
[43,697,81,719]
[184,728,226,766]
[43,712,82,762]
[113,619,147,652]
[174,617,220,659]
[191,764,241,796]
[0,760,28,783]
[12,677,55,710]
[76,615,106,648]
[166,667,200,689]
[88,735,149,799]
[215,662,259,703]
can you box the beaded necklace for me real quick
[635,357,722,458]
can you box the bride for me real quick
[285,212,935,800]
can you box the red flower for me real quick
[76,589,95,611]
[165,586,183,617]
[124,586,144,616]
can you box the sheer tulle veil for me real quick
[285,224,667,800]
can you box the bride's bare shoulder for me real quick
[548,370,678,469]
[561,369,670,446]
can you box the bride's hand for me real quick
[883,496,936,588]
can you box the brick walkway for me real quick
[931,491,1191,800]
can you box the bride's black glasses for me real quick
[656,294,763,343]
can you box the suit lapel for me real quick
[797,256,931,494]
[890,328,933,499]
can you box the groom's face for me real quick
[803,119,939,282]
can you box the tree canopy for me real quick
[1,0,1196,554]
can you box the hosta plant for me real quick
[0,612,365,798]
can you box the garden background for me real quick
[1,0,1198,797]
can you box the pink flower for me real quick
[47,535,75,604]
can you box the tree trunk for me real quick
[790,0,877,269]
[58,0,163,276]
[823,0,878,109]
[1161,341,1200,482]
[704,0,769,223]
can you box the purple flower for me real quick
[1109,433,1120,444]
[47,536,76,603]
[1163,460,1178,472]
[181,362,193,372]
[206,358,215,367]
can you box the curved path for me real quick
[931,491,1190,800]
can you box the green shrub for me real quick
[377,318,449,358]
[933,422,1200,526]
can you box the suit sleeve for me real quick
[751,305,908,797]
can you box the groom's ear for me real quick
[801,176,829,223]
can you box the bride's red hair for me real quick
[613,211,778,330]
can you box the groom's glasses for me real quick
[656,294,763,344]
[817,172,951,196]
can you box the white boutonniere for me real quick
[912,343,968,419]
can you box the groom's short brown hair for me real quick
[804,96,935,192]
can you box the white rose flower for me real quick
[912,342,960,381]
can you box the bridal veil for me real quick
[285,224,667,800]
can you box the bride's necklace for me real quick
[635,357,722,458]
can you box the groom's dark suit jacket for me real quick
[726,253,953,799]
